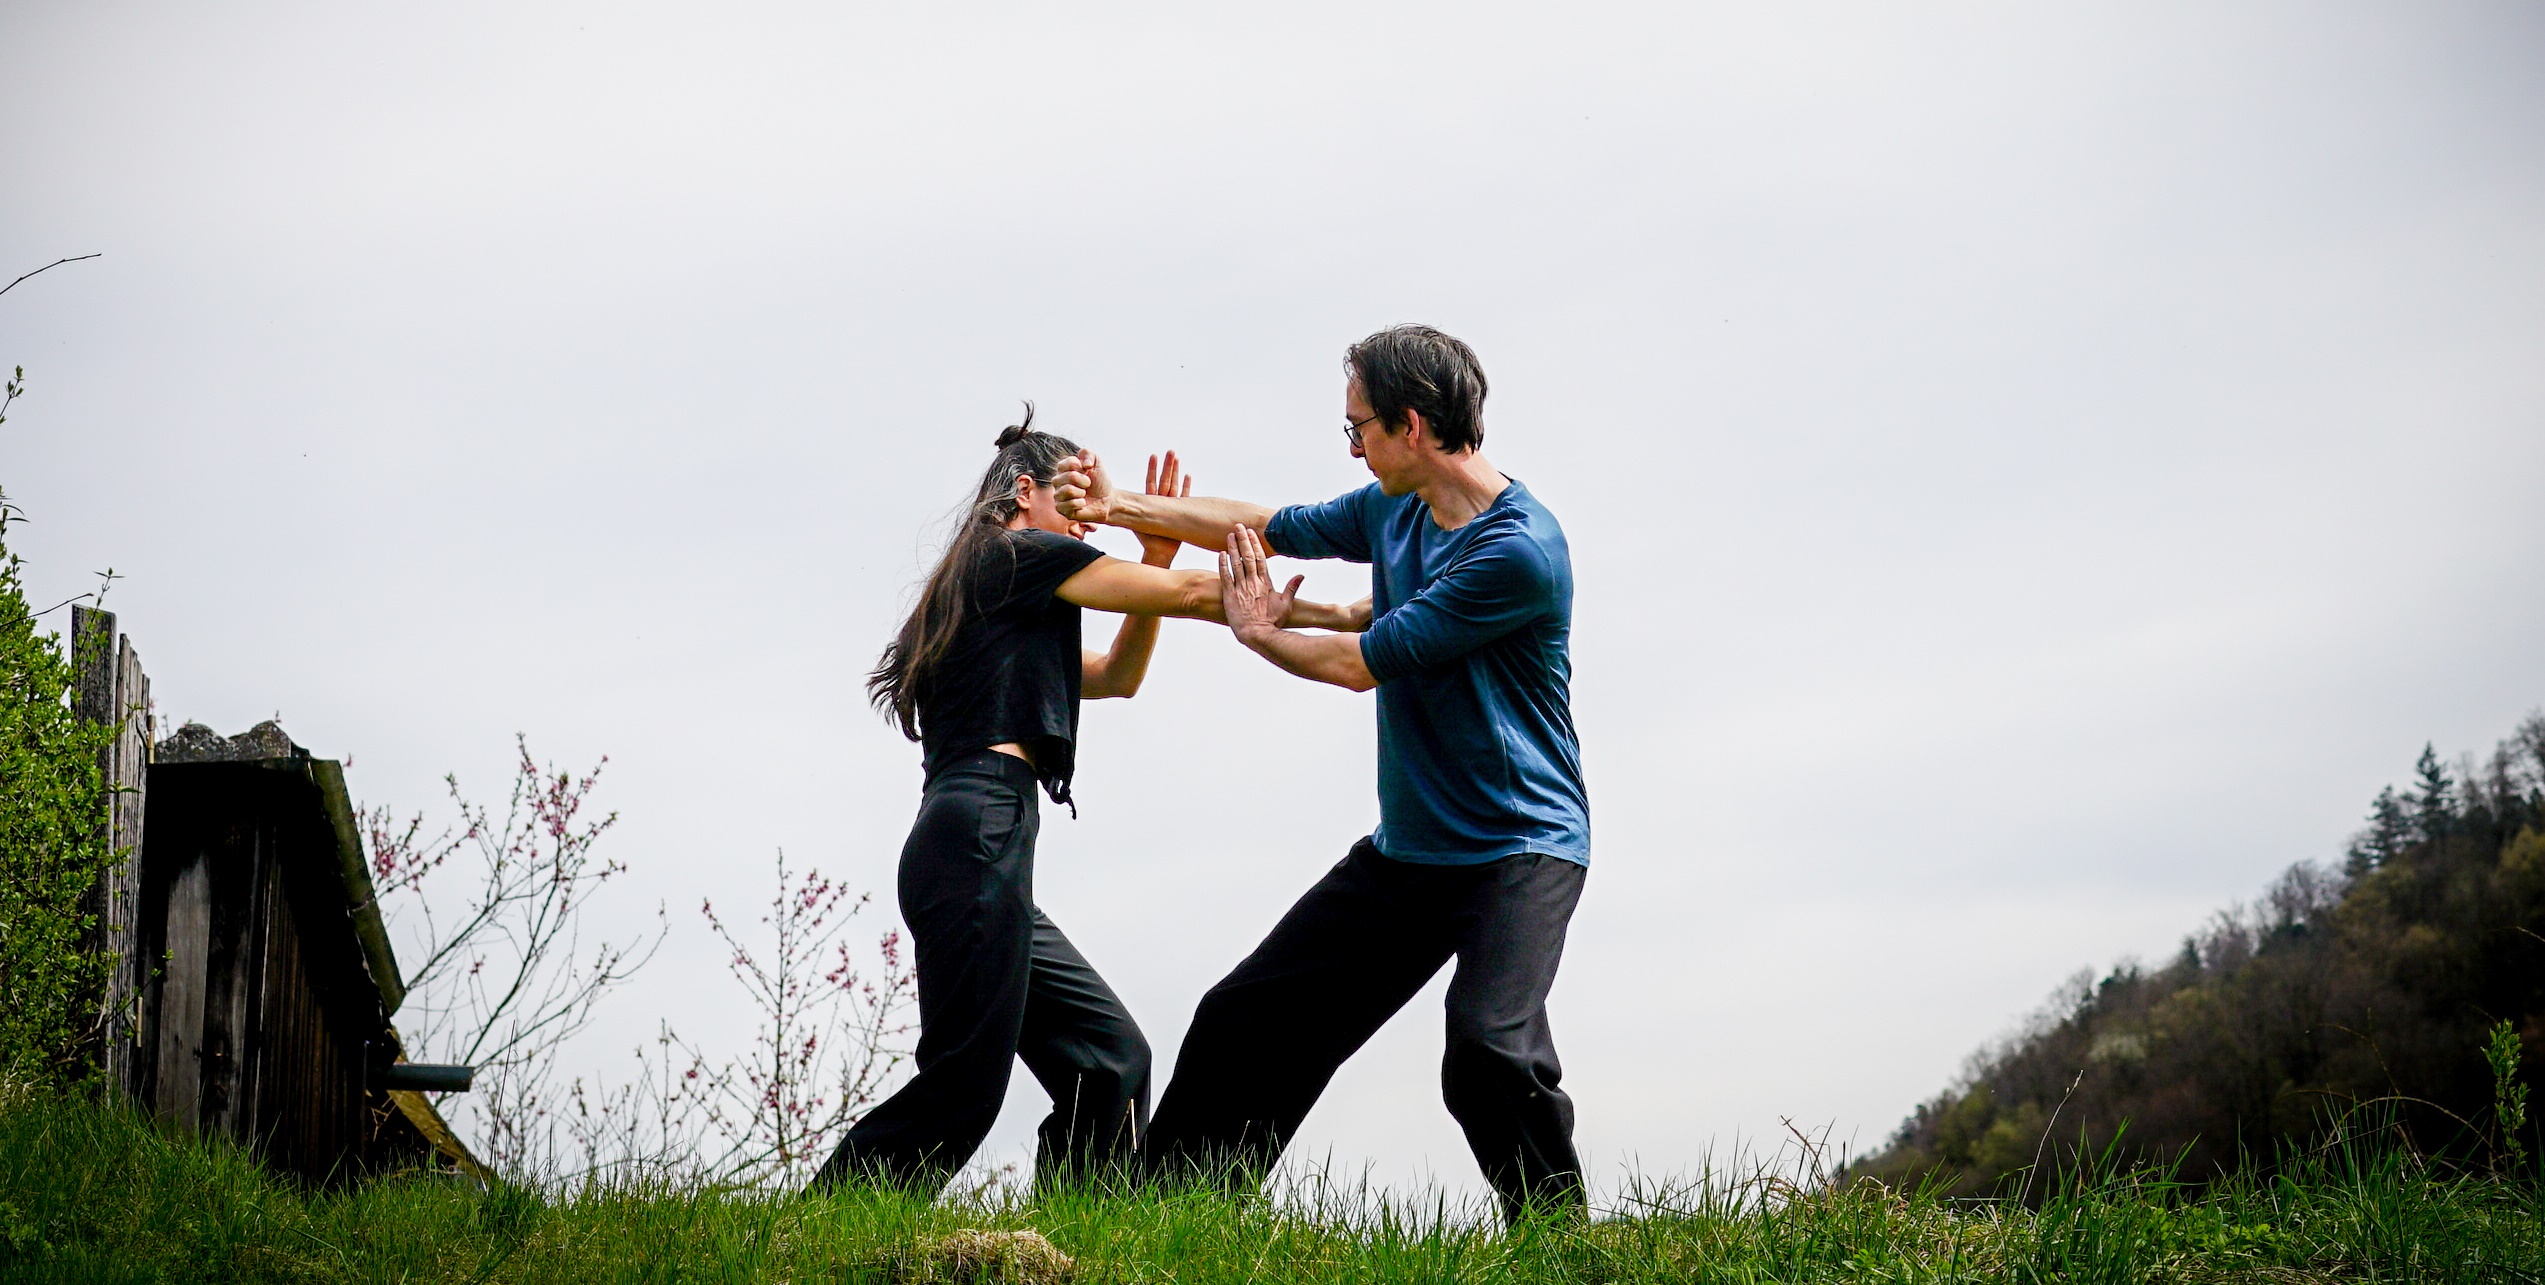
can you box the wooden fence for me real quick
[68,606,485,1184]
[70,605,149,1092]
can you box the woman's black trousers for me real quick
[811,750,1150,1195]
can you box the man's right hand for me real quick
[1218,523,1377,692]
[1054,453,1117,526]
[1221,524,1304,646]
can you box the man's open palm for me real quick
[1219,524,1302,640]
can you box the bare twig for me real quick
[370,749,911,1189]
[0,254,101,299]
[2323,1023,2404,1095]
[2017,1069,2086,1206]
[2341,1092,2483,1135]
[665,850,916,1186]
[560,857,915,1190]
[35,571,128,619]
[1778,1116,1835,1190]
[2279,1084,2479,1163]
[367,738,663,1181]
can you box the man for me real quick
[1054,323,1590,1222]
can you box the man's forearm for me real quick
[1279,596,1369,633]
[1234,625,1377,692]
[1106,493,1277,552]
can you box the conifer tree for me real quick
[2347,785,2412,875]
[2411,743,2457,842]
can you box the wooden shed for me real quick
[72,606,485,1185]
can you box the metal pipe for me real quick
[378,1063,475,1093]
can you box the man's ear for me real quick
[1402,407,1433,450]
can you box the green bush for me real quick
[0,511,116,1083]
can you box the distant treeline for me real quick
[1851,715,2545,1195]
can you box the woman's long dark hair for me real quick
[868,404,1085,740]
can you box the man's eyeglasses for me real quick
[1343,413,1382,448]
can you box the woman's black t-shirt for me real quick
[916,528,1107,805]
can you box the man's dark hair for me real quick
[1346,324,1488,453]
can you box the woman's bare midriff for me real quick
[988,742,1037,768]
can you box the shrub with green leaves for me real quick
[0,507,115,1083]
[2490,1018,2531,1177]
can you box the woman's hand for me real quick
[1135,452,1192,566]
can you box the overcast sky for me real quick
[4,1,2541,1200]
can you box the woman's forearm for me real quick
[1086,545,1181,697]
[1174,575,1345,630]
[1084,611,1162,698]
[1061,559,1348,629]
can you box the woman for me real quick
[811,407,1341,1194]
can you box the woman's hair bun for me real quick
[994,401,1038,449]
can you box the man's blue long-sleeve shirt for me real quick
[1267,479,1590,867]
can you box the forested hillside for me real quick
[1851,716,2545,1195]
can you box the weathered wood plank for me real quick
[101,636,150,1093]
[70,608,153,1095]
[155,853,210,1131]
[68,606,113,725]
[311,760,404,1014]
[196,818,268,1139]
